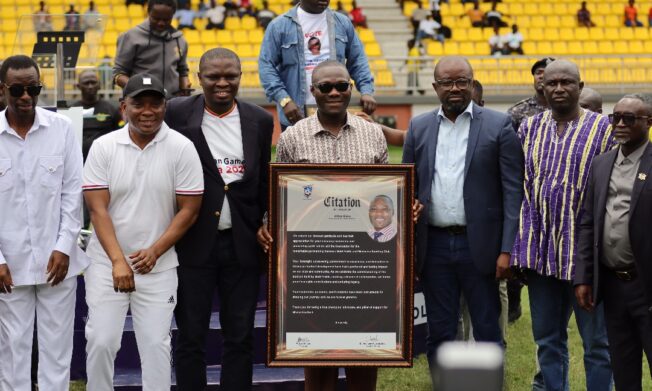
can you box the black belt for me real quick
[431,225,467,235]
[608,266,637,281]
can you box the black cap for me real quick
[122,73,166,99]
[531,57,555,75]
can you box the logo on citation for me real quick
[303,184,313,199]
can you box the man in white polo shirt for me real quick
[82,73,203,391]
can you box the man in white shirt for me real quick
[0,55,88,391]
[503,24,524,55]
[489,26,504,55]
[82,74,203,390]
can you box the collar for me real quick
[204,101,238,118]
[311,112,353,136]
[437,101,474,122]
[116,121,170,146]
[0,106,50,136]
[616,140,649,166]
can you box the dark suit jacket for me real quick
[575,143,652,308]
[165,95,273,268]
[402,104,524,275]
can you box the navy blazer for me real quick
[575,143,652,309]
[165,95,274,268]
[402,104,524,275]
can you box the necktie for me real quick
[373,231,383,242]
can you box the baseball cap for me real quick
[122,73,166,99]
[531,57,555,75]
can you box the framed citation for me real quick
[267,164,415,367]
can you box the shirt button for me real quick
[224,185,229,191]
[0,171,4,176]
[215,211,221,217]
[48,167,54,173]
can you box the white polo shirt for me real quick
[82,123,203,273]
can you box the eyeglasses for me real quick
[435,78,472,90]
[608,113,651,126]
[3,84,43,98]
[313,81,352,94]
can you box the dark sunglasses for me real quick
[608,113,651,126]
[3,84,43,98]
[313,81,351,94]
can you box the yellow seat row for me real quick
[449,27,650,42]
[427,39,652,56]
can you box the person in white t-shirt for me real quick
[489,26,504,55]
[503,24,524,55]
[82,73,203,391]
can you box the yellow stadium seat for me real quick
[184,30,200,44]
[644,40,652,53]
[454,29,468,41]
[248,29,264,44]
[468,29,483,41]
[1,19,17,33]
[187,44,204,58]
[537,41,552,55]
[403,2,417,17]
[528,28,544,41]
[575,28,590,40]
[127,5,145,18]
[538,3,553,15]
[200,30,217,44]
[241,16,257,30]
[509,3,523,15]
[523,3,538,15]
[546,29,560,41]
[358,29,376,43]
[364,42,382,57]
[583,41,598,54]
[522,41,536,54]
[568,41,584,55]
[531,16,546,28]
[589,28,605,40]
[236,44,255,57]
[559,28,574,40]
[515,16,530,28]
[102,31,118,46]
[216,30,233,44]
[114,17,131,32]
[459,42,475,56]
[596,3,612,15]
[225,17,241,30]
[241,60,258,72]
[444,42,459,55]
[559,16,575,28]
[112,5,128,18]
[552,41,568,55]
[377,70,395,87]
[629,40,644,53]
[373,59,388,70]
[604,28,619,40]
[233,30,249,44]
[604,16,622,28]
[634,28,649,40]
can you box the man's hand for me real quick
[354,111,373,123]
[575,284,594,312]
[495,252,513,280]
[360,94,377,115]
[130,248,159,275]
[283,101,303,124]
[257,225,273,253]
[112,259,135,293]
[412,200,424,223]
[0,264,13,294]
[46,250,69,286]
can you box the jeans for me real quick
[527,271,613,391]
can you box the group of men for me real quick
[1,0,652,391]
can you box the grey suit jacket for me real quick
[575,143,652,309]
[402,104,524,275]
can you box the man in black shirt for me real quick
[73,70,122,160]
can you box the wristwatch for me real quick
[279,97,293,108]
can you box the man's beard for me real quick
[443,100,468,117]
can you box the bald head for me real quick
[78,69,98,83]
[434,56,473,80]
[579,87,603,113]
[312,60,349,84]
[543,60,581,83]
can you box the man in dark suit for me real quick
[575,94,652,391]
[402,56,524,372]
[165,48,273,390]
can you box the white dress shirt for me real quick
[0,107,88,286]
[429,102,473,227]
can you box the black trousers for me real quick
[174,231,260,391]
[602,267,652,391]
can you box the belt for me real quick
[609,267,637,281]
[432,225,467,235]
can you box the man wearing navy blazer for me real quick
[575,94,652,391]
[402,56,523,371]
[165,48,273,390]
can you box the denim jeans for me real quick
[527,271,613,391]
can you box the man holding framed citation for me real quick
[258,60,421,391]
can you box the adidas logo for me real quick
[167,295,175,304]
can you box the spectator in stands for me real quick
[64,4,81,31]
[503,24,524,55]
[256,1,276,30]
[98,56,113,94]
[176,2,197,29]
[113,0,191,98]
[416,14,445,46]
[577,1,596,28]
[82,1,101,30]
[511,59,614,391]
[224,0,239,17]
[406,38,425,95]
[579,87,603,113]
[624,0,643,27]
[350,1,368,28]
[460,1,484,28]
[488,26,504,55]
[485,0,508,28]
[649,6,652,27]
[411,1,431,39]
[259,0,376,129]
[336,1,349,18]
[206,0,227,29]
[33,1,53,32]
[197,0,209,17]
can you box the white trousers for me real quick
[0,277,77,391]
[84,263,177,391]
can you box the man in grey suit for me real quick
[402,56,524,372]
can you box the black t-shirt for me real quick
[72,99,122,160]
